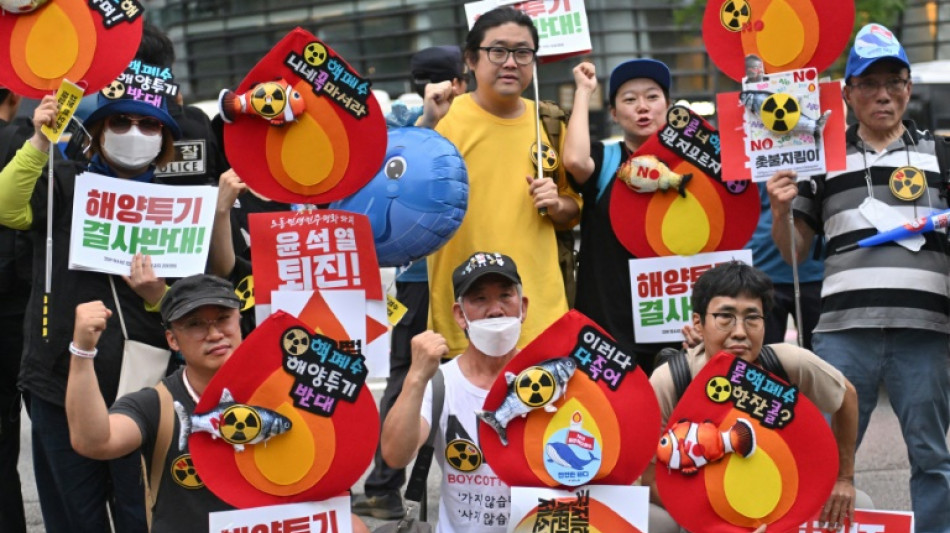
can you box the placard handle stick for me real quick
[788,210,804,347]
[532,62,547,216]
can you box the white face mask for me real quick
[101,126,162,170]
[463,306,522,357]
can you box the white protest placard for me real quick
[464,0,591,61]
[801,508,913,533]
[629,250,753,344]
[209,496,351,533]
[509,485,648,532]
[68,172,216,277]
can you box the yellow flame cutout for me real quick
[251,403,315,485]
[24,3,79,79]
[661,194,712,256]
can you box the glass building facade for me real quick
[150,0,950,135]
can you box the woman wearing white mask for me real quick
[0,89,181,533]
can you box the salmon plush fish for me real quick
[174,388,292,452]
[617,155,692,197]
[656,418,756,475]
[218,78,306,126]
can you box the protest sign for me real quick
[69,172,216,277]
[629,250,752,343]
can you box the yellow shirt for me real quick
[429,94,578,355]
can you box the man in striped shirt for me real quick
[768,24,950,532]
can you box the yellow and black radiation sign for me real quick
[281,327,311,357]
[706,376,733,403]
[445,438,482,472]
[667,106,691,130]
[101,80,125,100]
[515,366,557,407]
[219,405,263,445]
[720,0,751,32]
[760,93,801,133]
[235,275,254,311]
[171,454,204,489]
[889,166,926,201]
[249,81,287,120]
[530,142,559,173]
[304,41,328,66]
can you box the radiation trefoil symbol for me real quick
[515,366,558,407]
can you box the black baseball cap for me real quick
[161,274,240,325]
[608,58,672,106]
[411,46,465,87]
[452,252,521,300]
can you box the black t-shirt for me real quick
[112,368,233,532]
[572,142,678,375]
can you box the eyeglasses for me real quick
[173,313,239,340]
[707,312,765,332]
[479,46,537,66]
[106,114,164,136]
[848,78,910,96]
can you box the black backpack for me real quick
[656,345,790,403]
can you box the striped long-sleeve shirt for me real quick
[793,122,950,333]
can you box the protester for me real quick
[418,6,580,357]
[768,24,950,532]
[644,262,860,532]
[0,87,182,532]
[64,274,370,533]
[352,44,469,521]
[0,85,32,533]
[136,23,228,186]
[381,252,527,532]
[562,58,678,374]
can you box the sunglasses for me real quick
[106,114,164,136]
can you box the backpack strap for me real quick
[667,349,692,404]
[143,381,174,527]
[596,141,622,203]
[404,368,445,521]
[758,345,790,384]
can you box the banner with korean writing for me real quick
[465,0,591,62]
[629,250,752,343]
[68,172,216,277]
[209,496,352,533]
[509,485,648,533]
[248,210,382,325]
[801,509,913,533]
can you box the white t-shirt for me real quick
[421,358,510,533]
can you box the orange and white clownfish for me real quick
[218,78,306,126]
[656,418,756,475]
[617,155,692,197]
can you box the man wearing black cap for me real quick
[769,23,950,531]
[387,45,468,129]
[64,274,241,532]
[562,58,681,374]
[381,252,527,533]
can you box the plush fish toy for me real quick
[656,418,756,475]
[617,155,692,197]
[0,0,47,13]
[477,357,577,446]
[174,388,293,452]
[218,78,306,126]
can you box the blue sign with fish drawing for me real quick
[542,410,602,486]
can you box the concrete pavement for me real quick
[17,384,926,532]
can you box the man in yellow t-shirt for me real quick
[418,6,580,356]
